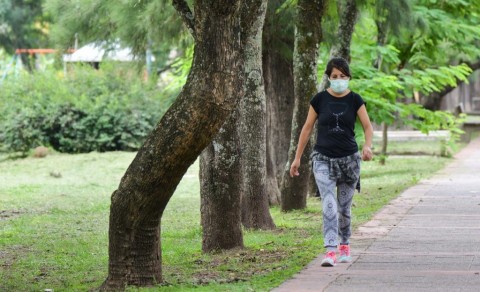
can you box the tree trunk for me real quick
[200,0,270,250]
[329,0,358,62]
[308,0,359,197]
[280,0,326,211]
[376,11,389,165]
[16,39,35,73]
[200,110,244,252]
[100,1,246,289]
[19,53,35,73]
[380,122,388,165]
[263,0,295,206]
[240,0,275,229]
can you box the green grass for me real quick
[0,143,455,291]
[371,137,461,156]
[376,140,440,155]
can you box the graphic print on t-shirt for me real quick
[327,102,348,133]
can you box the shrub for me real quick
[0,63,165,154]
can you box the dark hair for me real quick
[325,57,351,78]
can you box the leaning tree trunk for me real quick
[200,0,270,250]
[240,0,275,230]
[280,0,327,211]
[263,0,295,205]
[100,1,246,290]
[308,0,359,196]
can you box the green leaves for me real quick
[343,0,478,145]
[0,64,162,154]
[45,0,191,70]
[0,0,49,54]
[408,3,480,66]
[350,60,471,127]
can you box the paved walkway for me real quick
[273,136,480,292]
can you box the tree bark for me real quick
[329,0,358,62]
[240,0,275,229]
[280,0,326,211]
[100,1,245,289]
[376,17,389,164]
[380,122,388,165]
[200,0,270,250]
[200,110,244,252]
[263,0,295,206]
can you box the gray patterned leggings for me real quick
[313,160,357,250]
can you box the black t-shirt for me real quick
[310,90,365,158]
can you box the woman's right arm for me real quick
[290,106,318,177]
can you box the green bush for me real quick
[0,63,165,154]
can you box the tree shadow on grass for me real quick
[0,152,28,162]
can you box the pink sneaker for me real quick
[321,251,336,267]
[338,244,351,263]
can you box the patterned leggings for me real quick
[312,160,357,250]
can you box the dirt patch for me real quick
[0,245,31,269]
[181,248,291,286]
[163,247,292,287]
[0,209,25,221]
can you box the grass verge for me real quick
[0,143,455,291]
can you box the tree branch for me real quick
[421,61,480,110]
[466,61,480,72]
[435,61,480,97]
[172,0,196,39]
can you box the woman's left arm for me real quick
[357,104,373,161]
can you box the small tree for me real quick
[348,0,477,160]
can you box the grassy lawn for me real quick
[0,142,456,291]
[371,136,456,156]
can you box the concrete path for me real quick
[273,136,480,292]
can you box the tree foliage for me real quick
[337,1,478,146]
[397,0,480,67]
[0,0,51,71]
[45,0,192,68]
[0,0,50,53]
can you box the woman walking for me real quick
[289,57,373,266]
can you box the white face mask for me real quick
[329,79,349,94]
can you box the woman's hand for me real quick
[290,159,301,177]
[362,146,373,161]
